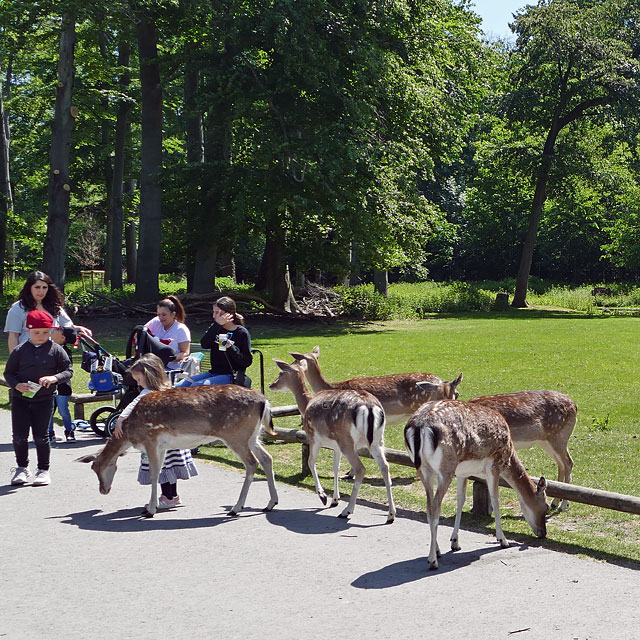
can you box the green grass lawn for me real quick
[2,309,639,565]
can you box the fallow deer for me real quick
[468,390,576,511]
[79,385,279,517]
[270,359,396,523]
[404,400,548,570]
[289,346,463,425]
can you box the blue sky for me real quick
[470,0,527,40]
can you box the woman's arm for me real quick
[175,340,190,362]
[7,332,19,353]
[227,329,253,370]
[199,323,220,350]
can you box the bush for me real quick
[335,285,396,320]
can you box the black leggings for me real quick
[161,481,178,499]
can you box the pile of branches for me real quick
[73,283,344,321]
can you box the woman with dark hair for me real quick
[176,296,252,387]
[4,271,91,353]
[143,295,191,371]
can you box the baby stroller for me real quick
[80,327,177,438]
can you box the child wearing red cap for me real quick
[4,309,73,486]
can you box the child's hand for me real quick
[39,375,58,388]
[113,419,124,439]
[15,382,31,393]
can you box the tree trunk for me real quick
[108,39,131,290]
[512,127,559,308]
[256,219,297,311]
[125,220,137,283]
[134,7,162,302]
[192,244,217,293]
[0,71,11,296]
[218,250,236,282]
[42,12,76,288]
[98,30,113,283]
[373,270,388,297]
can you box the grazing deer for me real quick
[270,359,396,523]
[468,390,576,511]
[79,385,279,517]
[289,346,463,425]
[404,400,548,570]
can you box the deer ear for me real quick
[312,345,320,357]
[417,381,439,393]
[537,476,547,493]
[289,352,305,362]
[452,373,463,387]
[273,358,294,372]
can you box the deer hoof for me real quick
[428,559,439,571]
[385,514,395,525]
[451,538,460,551]
[337,512,349,519]
[227,509,239,517]
[141,508,154,518]
[319,493,328,506]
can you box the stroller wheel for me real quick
[90,406,117,438]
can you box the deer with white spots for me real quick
[79,385,279,517]
[289,346,462,426]
[270,358,396,523]
[404,400,548,570]
[469,390,576,511]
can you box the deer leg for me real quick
[338,448,365,519]
[450,476,468,551]
[487,471,508,547]
[142,447,165,517]
[369,442,396,524]
[226,438,259,516]
[541,439,573,511]
[418,467,441,568]
[307,438,328,506]
[330,448,342,507]
[250,439,279,511]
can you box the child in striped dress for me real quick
[112,353,198,509]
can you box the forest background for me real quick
[1,0,640,310]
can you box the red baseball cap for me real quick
[26,309,54,329]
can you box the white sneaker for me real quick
[11,466,32,485]
[33,469,51,486]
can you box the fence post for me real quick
[472,480,492,516]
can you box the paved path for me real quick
[1,409,639,640]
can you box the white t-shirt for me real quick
[4,301,73,346]
[143,317,191,370]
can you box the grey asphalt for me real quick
[1,408,639,640]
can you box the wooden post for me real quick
[472,480,492,515]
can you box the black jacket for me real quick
[200,322,252,375]
[4,339,73,401]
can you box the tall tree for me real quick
[42,11,76,287]
[108,38,132,289]
[508,0,640,307]
[0,66,12,295]
[133,2,162,301]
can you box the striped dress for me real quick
[138,448,198,485]
[119,387,199,485]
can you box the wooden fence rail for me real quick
[265,422,640,517]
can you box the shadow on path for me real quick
[352,542,529,589]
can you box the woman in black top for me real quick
[176,297,252,387]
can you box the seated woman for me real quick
[143,296,191,371]
[4,270,91,353]
[176,296,252,387]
